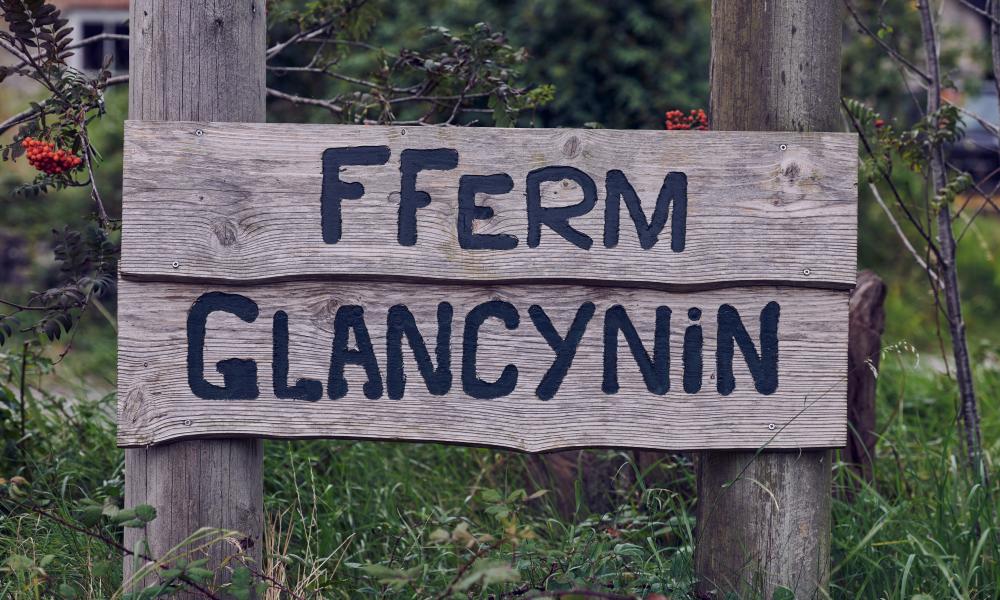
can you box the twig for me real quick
[18,342,27,442]
[265,0,368,59]
[867,182,941,287]
[841,97,942,260]
[843,0,931,84]
[6,33,128,71]
[0,103,46,136]
[0,75,128,137]
[3,500,222,600]
[266,87,343,114]
[955,0,1000,25]
[434,542,496,600]
[77,127,110,227]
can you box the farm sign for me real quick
[117,123,856,450]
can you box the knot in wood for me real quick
[212,218,239,247]
[562,136,581,159]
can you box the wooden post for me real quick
[695,1,843,598]
[123,0,266,593]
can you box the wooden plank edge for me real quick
[117,270,858,293]
[116,429,848,452]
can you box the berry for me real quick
[665,108,709,131]
[874,118,885,128]
[20,137,83,175]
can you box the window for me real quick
[77,18,128,72]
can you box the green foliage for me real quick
[367,0,710,129]
[3,352,1000,598]
[266,2,552,126]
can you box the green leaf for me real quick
[479,488,502,503]
[228,566,254,600]
[454,560,519,591]
[57,583,79,598]
[134,504,157,523]
[4,554,34,572]
[187,567,213,582]
[77,504,104,526]
[772,586,795,600]
[359,564,418,587]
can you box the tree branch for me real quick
[917,0,985,480]
[266,87,343,114]
[843,0,931,84]
[0,75,128,137]
[868,182,941,287]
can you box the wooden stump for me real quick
[845,270,886,485]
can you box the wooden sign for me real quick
[117,122,857,450]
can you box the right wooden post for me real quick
[695,1,843,598]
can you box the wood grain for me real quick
[117,279,847,450]
[124,0,265,593]
[121,122,857,290]
[696,1,843,597]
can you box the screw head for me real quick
[400,128,407,135]
[171,261,180,269]
[183,419,193,426]
[779,144,787,151]
[802,268,812,276]
[768,423,776,431]
[195,129,204,136]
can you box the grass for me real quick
[1,344,999,598]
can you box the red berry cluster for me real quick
[21,137,82,175]
[665,109,709,130]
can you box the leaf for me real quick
[479,488,502,503]
[228,566,254,600]
[134,504,157,523]
[429,528,451,544]
[77,504,104,526]
[359,564,419,587]
[57,583,79,598]
[454,560,519,591]
[4,554,34,572]
[613,543,644,558]
[187,567,213,582]
[772,586,795,600]
[506,489,527,503]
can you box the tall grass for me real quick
[1,348,998,598]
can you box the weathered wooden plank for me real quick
[121,122,857,290]
[117,279,847,450]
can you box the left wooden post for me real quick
[123,0,266,593]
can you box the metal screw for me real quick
[768,423,776,431]
[171,261,180,269]
[400,128,407,135]
[143,361,148,367]
[779,144,787,151]
[195,129,204,136]
[183,419,193,426]
[802,268,811,276]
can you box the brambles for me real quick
[21,137,82,175]
[664,109,708,130]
